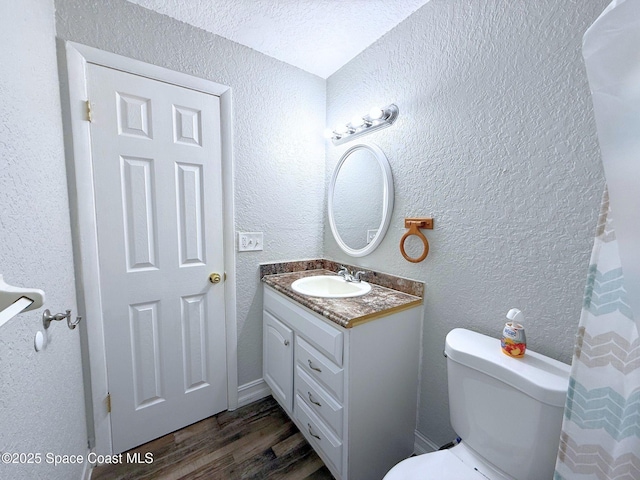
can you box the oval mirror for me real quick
[328,143,394,257]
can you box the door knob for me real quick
[209,273,222,284]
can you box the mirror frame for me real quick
[328,143,394,257]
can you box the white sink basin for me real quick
[291,275,372,298]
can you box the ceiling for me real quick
[127,0,431,78]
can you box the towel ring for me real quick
[400,218,433,263]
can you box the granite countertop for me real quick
[261,268,423,329]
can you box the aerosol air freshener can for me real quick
[501,308,526,358]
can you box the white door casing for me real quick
[87,64,226,453]
[62,42,237,455]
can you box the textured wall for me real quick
[326,0,608,446]
[54,0,326,386]
[0,1,88,479]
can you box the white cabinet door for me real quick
[264,311,294,413]
[87,64,227,453]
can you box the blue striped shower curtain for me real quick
[554,190,640,479]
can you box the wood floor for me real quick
[92,396,334,480]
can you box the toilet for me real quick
[384,328,570,480]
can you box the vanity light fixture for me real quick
[329,104,399,145]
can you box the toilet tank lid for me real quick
[444,328,571,407]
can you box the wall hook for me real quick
[400,218,433,263]
[42,309,82,330]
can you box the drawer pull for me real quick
[308,392,322,407]
[308,423,321,440]
[284,339,290,346]
[308,359,322,372]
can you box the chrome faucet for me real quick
[338,266,366,283]
[337,265,353,282]
[354,270,366,282]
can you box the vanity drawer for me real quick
[296,336,344,402]
[295,394,343,475]
[264,287,343,366]
[296,365,343,438]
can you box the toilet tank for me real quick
[445,328,570,480]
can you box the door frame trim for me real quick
[60,41,238,455]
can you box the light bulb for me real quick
[369,106,384,120]
[351,116,365,128]
[335,124,349,135]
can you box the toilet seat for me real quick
[383,449,488,480]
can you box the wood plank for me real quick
[272,431,306,458]
[273,454,326,480]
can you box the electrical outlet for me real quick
[367,229,378,244]
[238,232,263,252]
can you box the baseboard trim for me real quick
[414,430,438,455]
[237,378,271,408]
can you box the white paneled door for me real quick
[87,64,227,453]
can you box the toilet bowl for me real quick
[384,328,570,480]
[384,443,512,480]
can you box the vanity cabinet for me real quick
[263,285,422,480]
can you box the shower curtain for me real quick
[555,1,640,478]
[554,189,639,479]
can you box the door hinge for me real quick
[106,393,111,413]
[86,100,93,122]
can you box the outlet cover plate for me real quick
[238,232,263,252]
